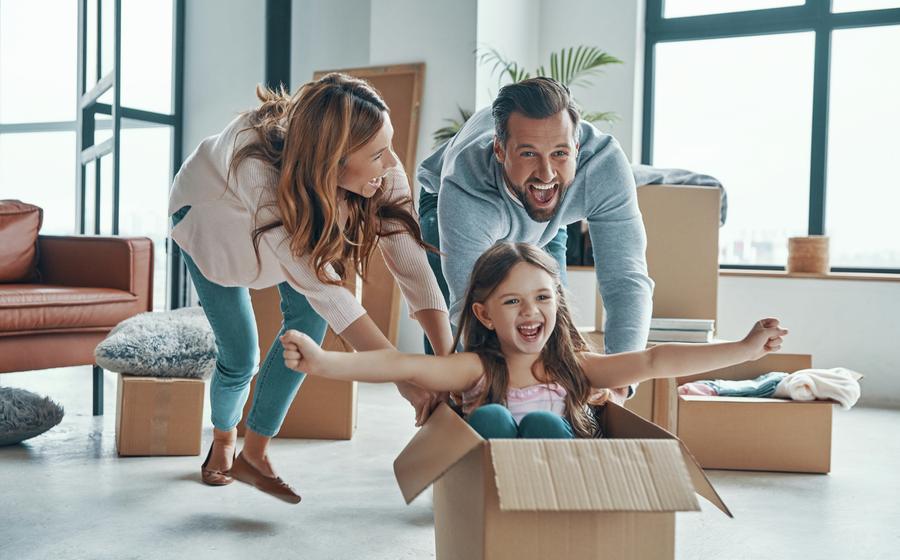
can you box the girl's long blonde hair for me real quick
[229,73,433,285]
[453,242,608,438]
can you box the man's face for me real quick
[493,110,579,222]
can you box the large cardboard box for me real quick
[593,185,721,331]
[394,403,731,560]
[675,353,834,473]
[116,374,204,456]
[236,283,357,440]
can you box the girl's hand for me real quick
[280,330,327,374]
[741,318,789,361]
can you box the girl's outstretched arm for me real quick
[579,318,789,389]
[280,330,483,393]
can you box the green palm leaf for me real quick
[581,111,619,126]
[477,46,531,87]
[432,106,473,148]
[548,45,622,88]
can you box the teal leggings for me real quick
[467,404,575,439]
[172,206,328,437]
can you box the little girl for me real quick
[281,242,788,439]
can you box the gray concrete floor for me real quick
[1,366,898,560]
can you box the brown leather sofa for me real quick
[0,236,154,415]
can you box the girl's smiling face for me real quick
[472,262,558,356]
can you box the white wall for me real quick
[182,0,265,155]
[291,0,371,84]
[369,0,479,354]
[475,0,540,110]
[537,0,644,160]
[369,0,478,171]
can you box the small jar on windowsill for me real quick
[787,236,830,275]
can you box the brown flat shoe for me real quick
[201,442,236,486]
[230,452,301,504]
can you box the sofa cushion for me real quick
[0,200,42,283]
[0,284,139,335]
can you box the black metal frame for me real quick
[74,0,185,413]
[265,0,292,91]
[643,0,900,274]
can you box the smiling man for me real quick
[417,77,654,403]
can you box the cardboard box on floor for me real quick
[583,184,721,428]
[116,373,204,456]
[584,334,830,473]
[236,286,358,440]
[394,403,731,560]
[675,352,834,474]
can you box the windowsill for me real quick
[718,269,900,283]
[567,265,900,283]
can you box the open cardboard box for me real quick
[675,352,835,474]
[394,402,731,560]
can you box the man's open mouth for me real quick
[528,183,558,205]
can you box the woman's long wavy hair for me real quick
[454,242,608,438]
[228,73,433,285]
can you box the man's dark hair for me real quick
[491,77,580,146]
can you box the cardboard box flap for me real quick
[602,402,733,518]
[393,403,484,504]
[490,439,700,512]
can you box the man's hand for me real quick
[395,381,447,426]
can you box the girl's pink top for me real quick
[461,375,568,424]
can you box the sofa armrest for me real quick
[37,235,154,311]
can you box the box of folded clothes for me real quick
[394,402,732,560]
[674,353,862,473]
[116,374,205,456]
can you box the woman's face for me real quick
[338,113,399,198]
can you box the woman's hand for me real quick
[741,318,789,361]
[280,330,328,374]
[395,382,447,427]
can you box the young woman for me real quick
[281,242,788,439]
[168,73,453,503]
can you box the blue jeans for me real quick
[467,404,575,439]
[418,190,568,354]
[172,206,328,437]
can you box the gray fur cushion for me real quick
[0,388,64,446]
[94,307,215,379]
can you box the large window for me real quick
[644,0,900,272]
[0,0,183,308]
[0,0,78,234]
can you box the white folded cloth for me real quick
[773,367,863,409]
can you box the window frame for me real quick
[643,0,900,274]
[75,0,186,307]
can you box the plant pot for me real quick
[787,236,829,274]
